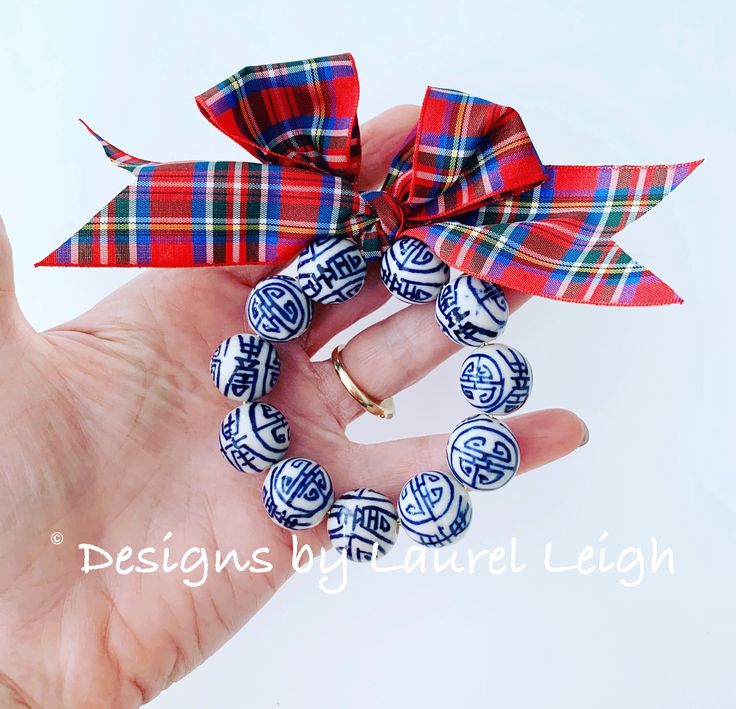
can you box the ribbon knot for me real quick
[37,53,700,307]
[359,190,404,262]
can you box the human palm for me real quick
[0,107,585,708]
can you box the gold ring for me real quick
[331,345,395,419]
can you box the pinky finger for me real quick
[349,408,588,499]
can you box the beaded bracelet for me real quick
[210,235,532,562]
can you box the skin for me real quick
[0,106,587,708]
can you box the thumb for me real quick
[0,216,29,336]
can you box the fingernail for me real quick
[578,420,590,447]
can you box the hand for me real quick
[0,106,587,708]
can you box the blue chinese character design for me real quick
[297,236,367,304]
[219,402,290,474]
[447,414,520,491]
[435,275,508,346]
[246,275,313,342]
[327,488,399,562]
[380,237,450,304]
[262,457,334,530]
[398,471,472,547]
[459,344,532,415]
[210,333,281,402]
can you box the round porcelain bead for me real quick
[380,237,450,304]
[246,275,313,342]
[397,471,472,548]
[459,344,532,415]
[262,457,334,530]
[435,275,508,346]
[219,402,290,474]
[327,488,399,562]
[210,333,281,402]
[447,414,520,491]
[297,236,367,304]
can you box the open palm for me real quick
[0,107,586,708]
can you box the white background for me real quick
[1,1,734,707]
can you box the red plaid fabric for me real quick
[384,87,547,220]
[39,128,367,267]
[406,162,701,305]
[37,53,700,306]
[195,53,361,180]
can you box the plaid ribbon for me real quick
[37,53,700,306]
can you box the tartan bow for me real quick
[37,53,700,306]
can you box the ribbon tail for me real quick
[459,161,702,237]
[35,186,145,267]
[421,159,702,305]
[405,219,682,306]
[36,162,362,268]
[35,123,164,265]
[78,120,157,172]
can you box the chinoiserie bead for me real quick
[380,237,450,304]
[210,333,281,402]
[219,402,290,474]
[459,344,532,415]
[327,488,399,562]
[297,236,367,304]
[262,457,334,530]
[447,414,520,491]
[435,275,508,346]
[397,471,472,548]
[246,275,313,342]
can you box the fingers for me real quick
[348,408,588,499]
[303,105,421,355]
[0,216,30,339]
[317,287,531,427]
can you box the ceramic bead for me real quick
[435,275,508,346]
[262,457,334,529]
[219,402,290,474]
[447,414,520,491]
[210,333,281,402]
[380,237,450,304]
[246,275,313,342]
[397,471,472,548]
[327,488,399,562]
[297,236,367,304]
[459,344,532,415]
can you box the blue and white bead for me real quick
[262,457,334,530]
[246,275,313,342]
[435,275,508,346]
[327,488,399,562]
[297,236,367,304]
[459,344,532,415]
[397,471,472,548]
[380,237,450,304]
[447,414,520,491]
[210,333,281,402]
[219,402,290,474]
